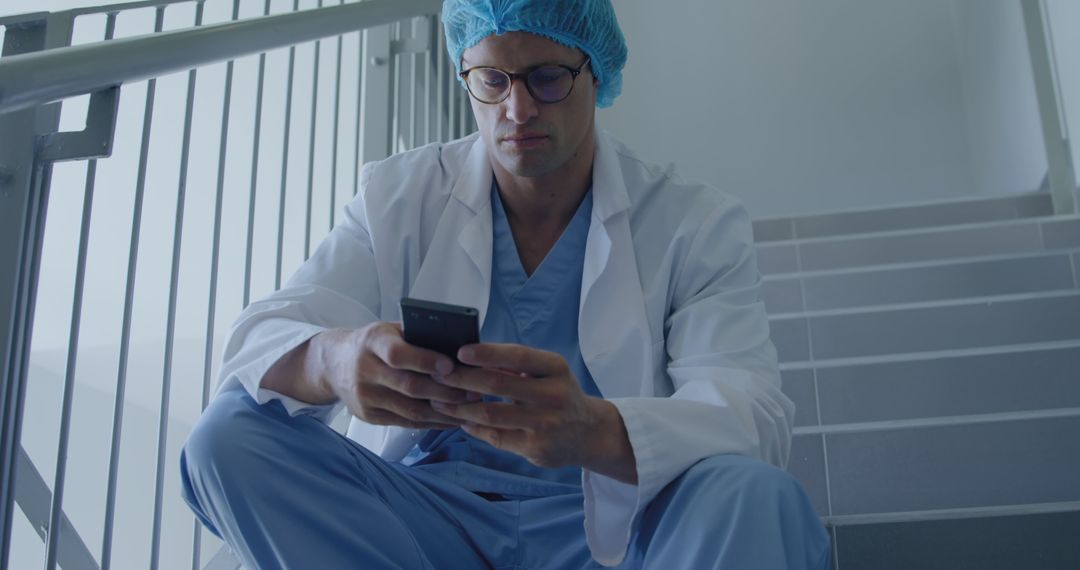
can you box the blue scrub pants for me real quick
[180,388,831,569]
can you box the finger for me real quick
[362,407,461,431]
[433,366,550,403]
[368,323,454,376]
[381,368,472,404]
[456,343,565,377]
[430,400,542,430]
[370,387,466,426]
[461,424,528,452]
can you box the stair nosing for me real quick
[777,339,1080,370]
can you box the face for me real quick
[461,32,598,179]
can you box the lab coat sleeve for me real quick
[212,163,384,424]
[583,196,794,566]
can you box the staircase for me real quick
[756,191,1080,569]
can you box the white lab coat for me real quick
[216,128,794,566]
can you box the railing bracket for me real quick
[37,85,120,163]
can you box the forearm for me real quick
[582,398,638,485]
[260,330,341,405]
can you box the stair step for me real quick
[756,216,1080,274]
[753,192,1053,242]
[762,249,1079,314]
[790,414,1080,518]
[780,344,1080,429]
[831,509,1080,570]
[769,291,1080,363]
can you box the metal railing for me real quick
[0,0,474,568]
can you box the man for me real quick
[181,0,830,568]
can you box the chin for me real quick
[498,154,561,179]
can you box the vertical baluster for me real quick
[424,15,432,145]
[436,20,444,142]
[329,0,344,231]
[304,0,324,261]
[276,0,302,289]
[391,21,401,154]
[352,28,365,197]
[100,7,162,569]
[408,18,417,150]
[192,0,247,566]
[448,42,457,143]
[149,3,204,569]
[242,0,267,308]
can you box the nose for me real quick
[503,79,539,125]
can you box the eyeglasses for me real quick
[459,58,591,104]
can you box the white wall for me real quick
[599,0,1050,218]
[950,0,1046,197]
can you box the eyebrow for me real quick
[460,59,577,71]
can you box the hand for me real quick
[266,322,477,430]
[429,343,637,483]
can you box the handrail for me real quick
[0,0,442,115]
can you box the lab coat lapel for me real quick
[580,130,653,398]
[407,137,494,326]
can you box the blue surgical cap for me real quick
[441,0,628,108]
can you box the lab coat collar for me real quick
[449,129,631,222]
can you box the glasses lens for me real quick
[526,66,573,102]
[466,68,510,103]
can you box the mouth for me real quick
[500,133,549,147]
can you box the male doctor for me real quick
[181,0,831,568]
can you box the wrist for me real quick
[583,398,638,485]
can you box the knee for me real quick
[676,454,804,506]
[181,386,285,481]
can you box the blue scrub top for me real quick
[404,183,599,499]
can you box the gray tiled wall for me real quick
[797,221,1045,271]
[834,511,1080,570]
[798,254,1077,310]
[757,243,799,274]
[804,293,1080,361]
[770,317,811,362]
[752,193,1053,242]
[1042,218,1080,249]
[788,434,829,515]
[814,346,1080,424]
[791,194,1053,240]
[781,369,818,427]
[826,415,1080,515]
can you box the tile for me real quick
[815,346,1080,424]
[762,278,804,315]
[834,511,1080,570]
[769,317,810,363]
[788,434,829,516]
[781,369,818,427]
[801,255,1076,311]
[1041,218,1080,249]
[793,194,1050,240]
[1013,193,1055,217]
[798,222,1043,271]
[757,244,799,275]
[807,294,1080,360]
[753,218,794,242]
[826,416,1080,515]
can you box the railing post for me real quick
[1022,0,1077,215]
[362,24,394,163]
[0,14,72,570]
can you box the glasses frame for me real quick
[458,57,592,105]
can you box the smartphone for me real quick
[400,297,480,361]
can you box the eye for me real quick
[530,66,567,85]
[473,69,508,89]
